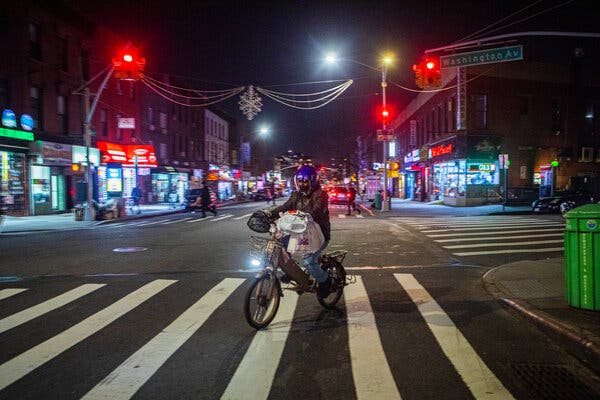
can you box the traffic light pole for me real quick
[82,66,115,221]
[381,64,390,211]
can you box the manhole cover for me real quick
[112,247,147,253]
[512,363,600,399]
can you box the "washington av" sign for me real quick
[440,45,523,69]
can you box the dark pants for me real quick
[201,203,217,217]
[347,199,360,214]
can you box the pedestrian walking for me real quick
[130,186,142,214]
[267,179,276,205]
[200,180,217,217]
[346,183,361,215]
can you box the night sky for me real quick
[69,0,597,163]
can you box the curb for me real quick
[499,298,600,375]
[483,265,600,375]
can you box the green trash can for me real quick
[564,203,600,311]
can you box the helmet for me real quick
[294,164,318,192]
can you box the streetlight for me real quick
[324,51,395,211]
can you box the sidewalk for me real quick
[483,258,600,374]
[2,198,598,372]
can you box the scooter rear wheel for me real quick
[318,262,345,309]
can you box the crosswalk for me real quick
[396,216,564,256]
[0,274,518,399]
[99,210,370,229]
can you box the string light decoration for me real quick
[139,74,353,120]
[238,85,262,120]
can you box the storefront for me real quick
[1,119,35,215]
[429,135,502,206]
[97,142,157,202]
[151,168,188,203]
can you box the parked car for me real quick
[183,188,203,211]
[328,186,350,205]
[532,190,598,215]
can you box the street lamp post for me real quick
[324,52,393,211]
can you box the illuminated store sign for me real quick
[404,149,420,163]
[2,109,34,131]
[429,143,453,158]
[0,126,34,141]
[96,142,157,167]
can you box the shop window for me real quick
[467,162,498,185]
[29,23,41,60]
[30,86,43,130]
[31,165,51,214]
[57,95,68,134]
[474,94,487,129]
[159,111,167,133]
[116,114,122,140]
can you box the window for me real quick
[58,36,68,72]
[57,95,68,134]
[80,49,89,81]
[551,97,561,134]
[116,114,122,140]
[30,86,43,130]
[159,112,167,133]
[160,143,167,159]
[116,80,122,96]
[517,95,529,116]
[29,23,41,60]
[474,94,487,129]
[100,109,108,136]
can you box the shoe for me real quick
[356,209,361,214]
[280,273,291,283]
[317,277,332,298]
[345,213,351,216]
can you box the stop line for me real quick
[0,274,514,399]
[397,216,565,256]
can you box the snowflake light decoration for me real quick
[238,85,263,120]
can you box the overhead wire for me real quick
[256,81,353,104]
[141,78,244,107]
[256,80,353,110]
[142,77,244,101]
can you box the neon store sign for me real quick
[96,142,158,167]
[429,143,453,158]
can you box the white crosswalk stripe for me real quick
[395,273,514,399]
[0,288,28,300]
[397,216,565,257]
[83,278,244,400]
[211,214,233,221]
[0,279,176,390]
[0,275,524,398]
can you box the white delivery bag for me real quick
[276,210,325,255]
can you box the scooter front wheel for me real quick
[318,262,345,309]
[244,273,281,330]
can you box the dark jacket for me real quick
[271,187,330,241]
[200,186,211,206]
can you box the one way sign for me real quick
[377,129,396,141]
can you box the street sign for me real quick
[376,129,396,142]
[440,45,523,69]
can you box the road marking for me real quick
[426,228,564,238]
[453,247,564,256]
[421,222,563,233]
[0,284,106,334]
[221,291,298,400]
[211,214,233,222]
[345,275,402,400]
[394,273,514,400]
[105,223,125,228]
[233,213,253,220]
[0,288,28,301]
[443,239,564,249]
[0,279,176,390]
[338,214,347,218]
[83,278,244,400]
[186,216,214,223]
[404,219,540,226]
[356,214,365,218]
[160,219,185,225]
[434,233,564,243]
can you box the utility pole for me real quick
[80,66,115,221]
[381,63,390,211]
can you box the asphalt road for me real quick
[1,202,598,399]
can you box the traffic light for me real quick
[113,46,146,80]
[382,109,389,118]
[423,57,441,87]
[413,57,441,88]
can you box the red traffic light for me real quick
[123,53,133,63]
[113,45,146,80]
[426,60,435,70]
[382,109,389,118]
[414,57,441,88]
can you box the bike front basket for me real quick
[249,236,281,266]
